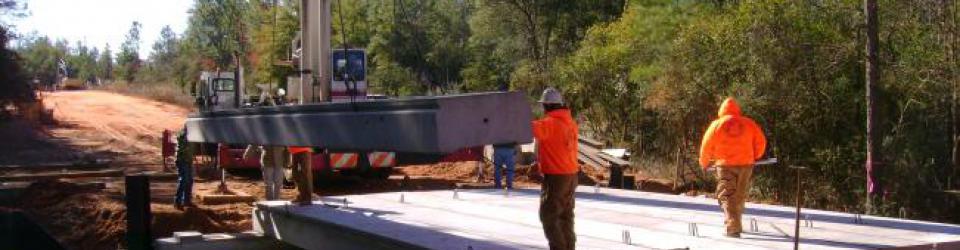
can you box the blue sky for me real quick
[7,0,193,58]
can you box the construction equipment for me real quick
[55,58,86,90]
[194,71,243,112]
[183,0,531,186]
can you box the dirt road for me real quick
[42,90,190,161]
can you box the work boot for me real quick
[725,232,741,238]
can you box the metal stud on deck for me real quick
[622,230,632,245]
[688,223,699,237]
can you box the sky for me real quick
[7,0,193,58]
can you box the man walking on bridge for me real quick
[533,87,579,250]
[699,97,767,238]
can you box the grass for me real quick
[94,82,195,108]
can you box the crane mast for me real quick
[299,0,332,103]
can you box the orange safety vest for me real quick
[288,146,312,155]
[698,98,767,169]
[532,109,579,175]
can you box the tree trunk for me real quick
[864,0,881,212]
[949,0,960,189]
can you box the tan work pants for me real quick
[540,173,578,250]
[291,152,314,204]
[716,166,754,235]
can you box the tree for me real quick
[248,0,299,91]
[116,21,142,82]
[366,0,473,94]
[16,35,62,86]
[183,0,251,70]
[466,0,625,95]
[141,25,181,82]
[64,41,98,83]
[98,44,114,81]
[0,25,33,109]
[151,26,180,67]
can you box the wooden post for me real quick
[864,0,881,213]
[793,167,804,250]
[125,175,152,250]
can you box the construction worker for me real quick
[173,126,196,210]
[532,87,579,250]
[289,146,313,205]
[492,143,518,189]
[699,97,767,238]
[243,97,290,201]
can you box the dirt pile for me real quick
[150,204,252,238]
[15,180,126,249]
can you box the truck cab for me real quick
[331,49,367,102]
[195,71,242,112]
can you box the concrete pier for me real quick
[253,187,960,249]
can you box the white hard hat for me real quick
[538,87,564,105]
[277,88,286,96]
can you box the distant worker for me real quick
[173,126,196,210]
[492,143,518,189]
[532,87,579,250]
[276,88,287,105]
[698,97,767,238]
[243,97,290,201]
[289,146,314,205]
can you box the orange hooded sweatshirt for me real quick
[699,98,767,169]
[532,109,579,175]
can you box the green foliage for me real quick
[138,25,180,83]
[555,0,960,222]
[369,55,421,96]
[97,44,114,81]
[466,0,625,94]
[116,21,142,83]
[16,35,62,85]
[248,0,299,92]
[0,26,33,106]
[366,0,473,94]
[183,0,251,69]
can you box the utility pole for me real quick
[864,0,881,213]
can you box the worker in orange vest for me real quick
[289,146,313,205]
[532,87,579,250]
[699,97,767,238]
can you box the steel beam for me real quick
[185,91,533,154]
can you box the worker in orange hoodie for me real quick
[289,146,313,205]
[699,97,767,238]
[532,87,579,250]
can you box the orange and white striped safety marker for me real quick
[330,153,359,169]
[368,152,396,168]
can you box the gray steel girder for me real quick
[185,91,533,154]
